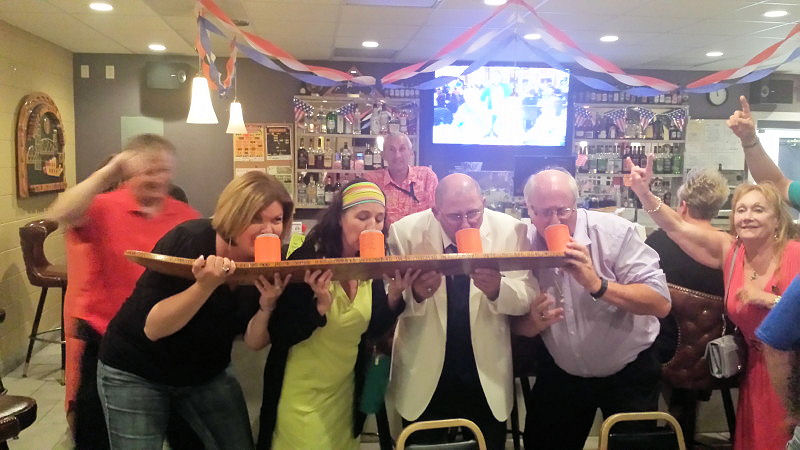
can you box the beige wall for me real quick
[0,20,74,374]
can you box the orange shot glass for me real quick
[359,230,385,259]
[455,228,483,253]
[255,233,281,262]
[543,224,570,253]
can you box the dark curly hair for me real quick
[304,178,388,258]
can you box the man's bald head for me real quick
[384,133,412,150]
[435,173,482,207]
[433,173,485,241]
[523,169,579,204]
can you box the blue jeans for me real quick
[97,361,254,450]
[788,426,800,450]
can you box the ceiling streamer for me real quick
[195,0,800,93]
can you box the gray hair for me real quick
[523,167,579,204]
[676,168,729,220]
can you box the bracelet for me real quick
[772,296,781,307]
[742,138,760,149]
[590,278,608,299]
[644,196,663,214]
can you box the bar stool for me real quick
[19,219,67,378]
[0,308,37,449]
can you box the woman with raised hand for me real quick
[257,180,418,450]
[629,155,800,450]
[97,171,294,449]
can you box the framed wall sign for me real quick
[16,93,67,197]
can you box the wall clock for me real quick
[707,88,728,106]
[16,92,67,198]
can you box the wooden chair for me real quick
[19,220,67,378]
[396,418,487,450]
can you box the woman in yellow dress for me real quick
[257,180,418,449]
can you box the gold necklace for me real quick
[750,270,759,281]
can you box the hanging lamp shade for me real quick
[187,75,218,124]
[226,100,247,134]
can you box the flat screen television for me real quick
[431,65,570,147]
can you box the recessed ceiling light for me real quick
[600,35,619,42]
[362,41,379,48]
[764,10,788,18]
[89,2,113,12]
[148,43,166,52]
[523,33,542,40]
[484,0,507,5]
[706,51,724,57]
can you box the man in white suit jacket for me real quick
[387,174,537,449]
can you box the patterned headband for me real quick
[342,182,386,210]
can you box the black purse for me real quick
[705,245,747,379]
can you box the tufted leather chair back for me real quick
[662,283,737,391]
[19,219,67,288]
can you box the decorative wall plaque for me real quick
[16,93,67,197]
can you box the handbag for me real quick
[358,347,391,415]
[705,245,747,379]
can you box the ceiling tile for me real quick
[335,23,421,40]
[243,1,341,23]
[333,36,409,50]
[48,0,159,15]
[339,5,432,24]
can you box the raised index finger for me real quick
[740,95,751,116]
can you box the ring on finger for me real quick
[223,266,230,272]
[540,311,547,319]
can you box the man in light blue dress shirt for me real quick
[514,168,671,450]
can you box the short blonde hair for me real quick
[212,171,294,241]
[676,169,729,220]
[730,182,798,250]
[123,134,176,154]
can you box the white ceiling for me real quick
[1,0,800,73]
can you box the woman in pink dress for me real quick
[630,157,800,450]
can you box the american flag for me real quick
[338,102,358,125]
[293,98,313,124]
[635,106,656,130]
[663,108,687,131]
[574,107,594,128]
[575,153,588,167]
[360,103,374,133]
[604,108,627,134]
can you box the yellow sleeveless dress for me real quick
[272,280,372,450]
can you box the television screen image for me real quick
[432,66,570,147]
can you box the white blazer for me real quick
[386,208,538,421]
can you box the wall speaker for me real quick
[749,78,794,104]
[145,62,192,90]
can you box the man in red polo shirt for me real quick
[48,134,199,449]
[364,133,438,227]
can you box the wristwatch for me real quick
[590,278,608,300]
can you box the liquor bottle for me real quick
[587,145,597,174]
[596,115,607,139]
[370,103,382,135]
[323,138,333,169]
[577,145,588,174]
[333,143,342,170]
[307,178,317,206]
[310,141,320,169]
[297,138,308,169]
[653,145,664,174]
[336,111,345,134]
[354,152,365,171]
[324,175,335,204]
[379,106,392,134]
[306,112,315,133]
[608,121,617,139]
[373,144,383,168]
[334,173,342,192]
[343,113,353,134]
[596,146,608,174]
[316,179,325,205]
[622,144,631,174]
[672,146,683,174]
[575,120,585,139]
[364,143,374,170]
[319,108,328,134]
[352,105,361,135]
[296,175,307,205]
[326,109,337,134]
[341,142,352,171]
[662,144,673,174]
[399,110,408,134]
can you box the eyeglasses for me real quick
[444,209,483,223]
[530,207,575,219]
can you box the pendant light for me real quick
[186,54,218,124]
[226,65,247,134]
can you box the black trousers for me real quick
[73,320,203,450]
[403,377,506,450]
[523,345,661,450]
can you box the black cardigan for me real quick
[256,240,402,450]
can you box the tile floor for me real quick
[4,342,730,449]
